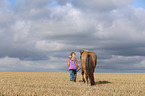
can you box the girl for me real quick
[68,52,80,82]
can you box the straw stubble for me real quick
[0,72,144,96]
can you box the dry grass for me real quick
[0,72,145,96]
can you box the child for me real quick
[68,52,80,82]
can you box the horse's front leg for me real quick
[82,71,85,83]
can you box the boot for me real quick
[74,78,76,82]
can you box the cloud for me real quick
[71,0,132,12]
[14,0,51,20]
[0,0,10,8]
[0,0,145,72]
[97,55,145,73]
[0,56,67,72]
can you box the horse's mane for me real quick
[83,50,88,52]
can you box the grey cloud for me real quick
[0,0,10,8]
[14,0,51,20]
[57,0,69,6]
[15,0,51,10]
[97,55,145,72]
[71,0,132,12]
[0,11,15,27]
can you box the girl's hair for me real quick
[69,52,76,59]
[70,52,76,57]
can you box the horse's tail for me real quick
[86,54,95,85]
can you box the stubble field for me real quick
[0,72,144,96]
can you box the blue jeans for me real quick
[69,69,77,81]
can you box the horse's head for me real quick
[80,50,88,54]
[80,50,88,59]
[80,50,83,59]
[80,50,83,54]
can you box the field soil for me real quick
[0,72,144,96]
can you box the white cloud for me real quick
[11,20,31,41]
[35,40,65,51]
[0,56,67,72]
[0,56,32,71]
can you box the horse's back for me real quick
[81,51,97,68]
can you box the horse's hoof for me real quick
[83,79,85,83]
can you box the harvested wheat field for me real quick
[0,72,144,96]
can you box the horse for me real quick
[80,50,97,86]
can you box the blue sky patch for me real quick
[133,0,145,9]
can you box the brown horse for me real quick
[80,50,97,86]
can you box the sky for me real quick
[0,0,145,73]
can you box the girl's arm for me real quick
[75,60,80,69]
[68,60,70,67]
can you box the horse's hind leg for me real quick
[85,74,89,84]
[82,71,85,83]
